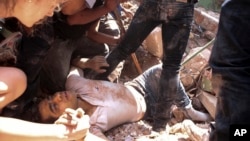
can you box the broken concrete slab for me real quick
[180,47,211,90]
[194,8,219,34]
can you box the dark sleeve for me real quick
[93,0,104,7]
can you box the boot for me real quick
[182,104,213,122]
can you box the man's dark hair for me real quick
[20,97,58,124]
[19,97,43,123]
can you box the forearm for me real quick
[67,6,110,25]
[0,117,68,141]
[87,31,119,45]
[71,58,89,69]
[86,15,119,46]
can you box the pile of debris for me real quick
[105,1,220,140]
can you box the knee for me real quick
[12,68,27,95]
[0,67,27,109]
[0,67,27,98]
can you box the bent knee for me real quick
[0,67,27,97]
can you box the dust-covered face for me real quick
[38,91,78,122]
[14,0,67,27]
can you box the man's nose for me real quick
[53,93,63,102]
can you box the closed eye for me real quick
[48,96,57,114]
[49,102,57,114]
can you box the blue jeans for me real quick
[209,0,250,140]
[126,64,190,121]
[96,0,194,128]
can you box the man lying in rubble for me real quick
[1,0,122,116]
[35,63,212,140]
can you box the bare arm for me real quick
[86,20,120,46]
[0,117,68,141]
[67,0,119,25]
[71,56,109,74]
[0,108,90,141]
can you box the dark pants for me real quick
[96,0,194,128]
[39,36,108,96]
[209,0,250,140]
[15,36,50,105]
[126,64,190,121]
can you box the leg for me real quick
[209,1,250,140]
[39,38,79,95]
[72,36,109,58]
[0,67,27,113]
[127,62,211,123]
[95,1,160,80]
[125,64,162,121]
[15,36,50,110]
[153,2,194,131]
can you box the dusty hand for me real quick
[85,56,109,73]
[55,108,90,140]
[169,119,209,141]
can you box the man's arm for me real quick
[71,56,109,74]
[67,66,84,78]
[0,117,68,141]
[67,0,119,25]
[86,20,120,46]
[0,108,90,141]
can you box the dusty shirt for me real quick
[66,75,146,132]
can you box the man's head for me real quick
[38,91,79,123]
[4,0,67,27]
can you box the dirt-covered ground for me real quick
[103,1,219,140]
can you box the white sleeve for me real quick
[67,66,84,78]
